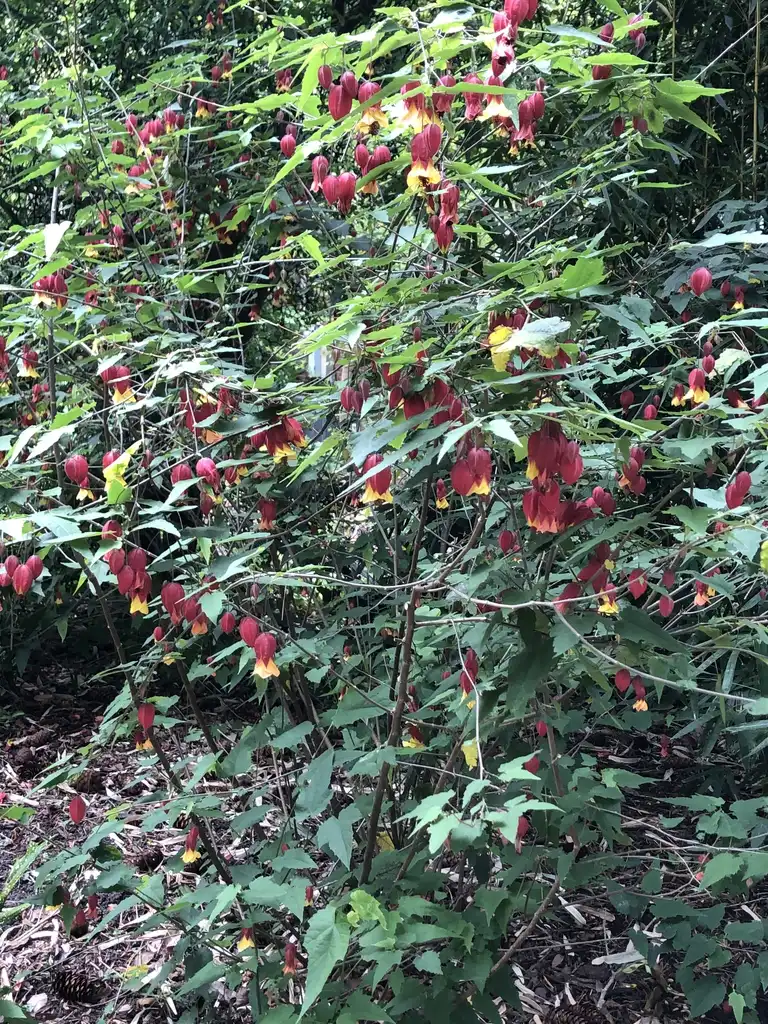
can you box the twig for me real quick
[359,586,422,885]
[490,875,560,975]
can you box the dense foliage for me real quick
[2,0,768,1021]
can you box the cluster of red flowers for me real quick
[0,552,43,596]
[250,417,307,462]
[451,447,493,497]
[522,421,591,533]
[426,179,460,252]
[32,271,68,309]
[614,669,648,711]
[103,525,154,616]
[340,380,371,414]
[618,446,647,495]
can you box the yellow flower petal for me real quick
[377,832,395,852]
[462,739,479,769]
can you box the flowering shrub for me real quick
[2,0,768,1020]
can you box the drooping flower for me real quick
[689,267,712,297]
[69,795,86,824]
[725,470,751,509]
[452,447,492,497]
[361,453,393,504]
[693,579,715,607]
[435,478,449,509]
[182,826,201,864]
[311,155,329,191]
[65,454,93,501]
[238,927,255,952]
[462,73,483,120]
[627,569,647,599]
[480,74,512,121]
[283,942,298,975]
[685,367,709,405]
[254,632,279,678]
[460,648,478,706]
[406,125,442,193]
[162,581,185,624]
[137,703,155,731]
[356,80,388,134]
[597,583,619,616]
[499,529,519,554]
[398,80,434,131]
[258,498,277,530]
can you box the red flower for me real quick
[460,648,478,699]
[254,632,279,678]
[499,529,519,554]
[258,498,277,530]
[627,569,647,599]
[161,581,185,624]
[689,267,712,296]
[26,555,43,579]
[452,448,492,497]
[659,595,674,618]
[196,457,220,490]
[554,581,583,614]
[69,795,86,824]
[12,565,32,595]
[311,155,329,191]
[137,703,155,731]
[614,669,631,693]
[515,814,530,853]
[462,73,483,120]
[283,942,298,975]
[64,454,89,486]
[361,453,392,504]
[725,470,751,509]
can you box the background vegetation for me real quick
[1,0,768,1021]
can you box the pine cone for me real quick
[545,1004,603,1024]
[51,968,102,1004]
[72,769,105,794]
[133,848,163,872]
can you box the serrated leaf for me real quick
[300,906,350,1018]
[315,805,359,869]
[178,959,227,996]
[699,852,744,888]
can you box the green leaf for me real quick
[485,417,520,446]
[617,605,688,654]
[271,721,314,750]
[684,975,726,1017]
[656,79,728,103]
[295,748,334,821]
[300,906,350,1018]
[178,959,228,996]
[699,852,744,888]
[0,841,46,906]
[655,93,720,139]
[0,999,36,1021]
[552,257,605,295]
[413,950,442,975]
[724,920,765,943]
[667,505,712,534]
[315,805,360,869]
[199,590,225,625]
